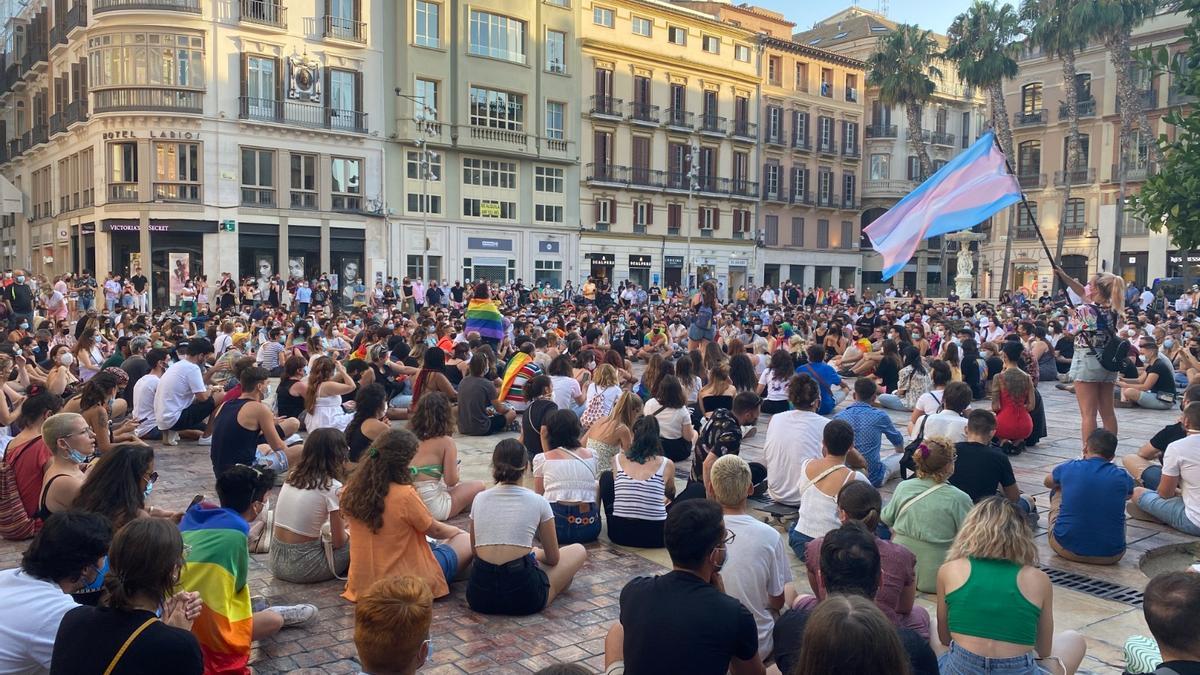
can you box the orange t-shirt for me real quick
[342,483,448,601]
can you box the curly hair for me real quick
[287,428,349,491]
[341,428,420,533]
[788,372,819,410]
[913,436,956,482]
[408,391,454,440]
[947,495,1038,567]
[304,356,337,414]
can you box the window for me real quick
[768,56,781,85]
[841,221,853,249]
[80,147,94,206]
[699,207,717,230]
[632,16,652,37]
[795,62,808,92]
[469,86,523,130]
[414,1,440,48]
[406,151,441,181]
[734,44,750,62]
[843,173,856,206]
[464,199,516,219]
[593,6,614,27]
[244,54,278,116]
[1063,198,1085,233]
[1017,140,1041,176]
[546,30,566,73]
[869,154,889,180]
[766,106,782,140]
[820,68,833,97]
[843,121,858,153]
[792,167,808,199]
[241,147,275,206]
[545,101,564,139]
[407,255,443,281]
[633,201,652,230]
[819,116,833,150]
[463,158,517,188]
[535,166,564,193]
[468,10,526,64]
[1021,83,1043,114]
[407,194,441,213]
[668,25,686,45]
[961,111,971,148]
[702,35,719,54]
[331,157,362,211]
[845,74,857,102]
[108,141,138,201]
[818,169,833,203]
[327,69,361,130]
[1062,133,1090,169]
[935,107,948,134]
[536,204,564,223]
[793,111,809,146]
[668,203,682,231]
[817,219,830,248]
[791,217,804,247]
[907,156,920,180]
[414,78,438,119]
[764,164,780,196]
[1017,201,1038,232]
[595,198,613,225]
[534,259,562,288]
[87,31,206,89]
[153,142,200,202]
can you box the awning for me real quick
[0,175,20,215]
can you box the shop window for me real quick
[535,259,562,287]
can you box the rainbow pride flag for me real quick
[465,298,504,342]
[179,505,254,675]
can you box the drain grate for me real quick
[1038,565,1144,606]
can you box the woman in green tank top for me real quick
[936,497,1087,675]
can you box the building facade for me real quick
[0,0,386,307]
[384,0,581,288]
[796,7,988,295]
[985,10,1190,296]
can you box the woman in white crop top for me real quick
[269,429,350,583]
[533,409,600,544]
[467,439,588,616]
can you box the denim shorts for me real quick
[1137,492,1200,536]
[938,642,1050,675]
[1069,349,1117,384]
[430,540,458,585]
[466,553,550,616]
[551,502,601,545]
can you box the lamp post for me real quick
[394,89,438,283]
[687,142,700,291]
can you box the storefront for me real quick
[74,222,96,275]
[588,252,615,283]
[763,264,781,287]
[289,226,322,282]
[628,254,651,288]
[462,236,515,284]
[664,255,684,289]
[729,258,749,298]
[331,228,366,306]
[105,219,212,308]
[239,224,280,288]
[534,240,564,288]
[1119,252,1149,288]
[1168,250,1200,279]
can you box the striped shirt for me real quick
[612,455,669,521]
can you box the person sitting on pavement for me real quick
[1128,402,1200,538]
[1123,384,1200,491]
[1043,428,1132,565]
[788,419,868,560]
[457,354,516,436]
[4,393,65,526]
[1119,338,1178,410]
[764,374,830,506]
[466,438,588,616]
[154,337,221,446]
[407,390,486,521]
[936,496,1088,675]
[1122,571,1200,675]
[269,429,351,583]
[603,499,765,675]
[709,454,793,662]
[534,410,601,545]
[676,390,763,503]
[952,409,1036,519]
[353,576,434,675]
[836,378,905,486]
[179,465,316,672]
[796,345,850,415]
[599,416,674,548]
[878,346,931,412]
[208,366,303,479]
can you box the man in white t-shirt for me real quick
[710,454,792,660]
[154,337,221,446]
[762,380,829,505]
[1141,287,1156,311]
[1131,402,1200,537]
[0,511,111,674]
[134,348,168,441]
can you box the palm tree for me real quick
[867,24,944,179]
[945,2,1023,294]
[1070,0,1161,269]
[1022,0,1089,292]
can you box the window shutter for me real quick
[761,164,769,197]
[240,52,249,99]
[353,71,364,127]
[594,201,602,224]
[79,57,87,104]
[712,207,720,230]
[609,199,617,225]
[323,65,333,127]
[646,203,653,225]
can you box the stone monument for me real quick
[947,230,988,299]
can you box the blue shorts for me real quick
[430,540,458,584]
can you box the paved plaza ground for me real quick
[1,381,1191,674]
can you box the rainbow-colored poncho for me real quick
[465,298,504,342]
[179,505,253,675]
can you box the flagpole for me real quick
[990,134,1058,266]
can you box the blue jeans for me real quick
[430,540,458,585]
[787,522,814,560]
[551,502,600,544]
[877,393,911,411]
[1137,492,1200,536]
[1142,465,1163,491]
[938,641,1049,674]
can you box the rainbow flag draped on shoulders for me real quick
[178,505,253,675]
[465,298,504,342]
[499,351,538,402]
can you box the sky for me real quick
[755,0,976,36]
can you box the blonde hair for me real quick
[710,454,752,507]
[914,436,956,482]
[947,496,1038,567]
[1093,272,1127,313]
[592,363,618,388]
[609,391,643,429]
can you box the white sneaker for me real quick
[163,430,179,446]
[284,434,303,445]
[270,604,317,627]
[196,435,212,446]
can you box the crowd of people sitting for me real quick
[0,266,1196,675]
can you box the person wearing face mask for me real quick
[66,371,142,455]
[45,345,80,399]
[73,444,181,532]
[0,511,112,675]
[4,269,35,332]
[0,394,65,529]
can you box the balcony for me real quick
[539,136,571,160]
[108,183,138,203]
[866,124,897,139]
[50,24,67,49]
[1062,222,1086,237]
[240,0,287,28]
[700,229,714,238]
[589,95,622,119]
[843,145,861,159]
[1053,167,1095,186]
[1058,98,1096,120]
[628,101,659,125]
[730,119,757,142]
[730,179,758,199]
[816,193,839,208]
[764,128,786,146]
[790,189,813,205]
[1015,227,1037,240]
[1114,162,1157,181]
[586,163,623,184]
[32,125,48,148]
[629,167,665,189]
[95,0,200,12]
[66,1,89,33]
[843,196,860,209]
[664,108,693,130]
[1169,88,1195,106]
[7,139,19,159]
[764,185,785,202]
[665,171,689,191]
[817,140,837,155]
[49,113,64,136]
[864,179,918,199]
[699,114,727,136]
[238,96,367,133]
[930,132,955,147]
[94,88,203,114]
[1017,172,1046,190]
[322,15,367,43]
[792,136,812,152]
[633,223,647,234]
[20,131,31,152]
[21,43,48,74]
[1014,110,1046,126]
[468,126,529,149]
[65,99,88,126]
[153,183,200,203]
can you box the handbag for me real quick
[103,617,158,675]
[900,394,943,480]
[321,521,347,580]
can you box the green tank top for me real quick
[945,557,1041,646]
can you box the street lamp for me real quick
[687,142,700,291]
[394,89,438,283]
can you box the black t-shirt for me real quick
[458,375,498,435]
[1157,661,1200,675]
[132,275,149,293]
[773,606,937,675]
[876,357,900,394]
[6,283,32,313]
[1151,422,1186,456]
[1148,356,1176,394]
[620,571,758,675]
[949,441,1017,502]
[451,285,465,303]
[51,607,203,675]
[521,398,557,458]
[1054,336,1075,374]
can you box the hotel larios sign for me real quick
[102,131,201,140]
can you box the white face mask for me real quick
[59,353,75,366]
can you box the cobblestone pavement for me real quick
[0,381,1188,673]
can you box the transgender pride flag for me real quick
[865,131,1022,280]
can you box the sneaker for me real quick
[163,430,179,446]
[284,434,303,445]
[250,595,268,613]
[196,435,213,446]
[270,604,317,627]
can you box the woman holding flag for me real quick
[1053,266,1125,444]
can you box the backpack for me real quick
[579,390,610,429]
[694,303,714,332]
[0,441,38,541]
